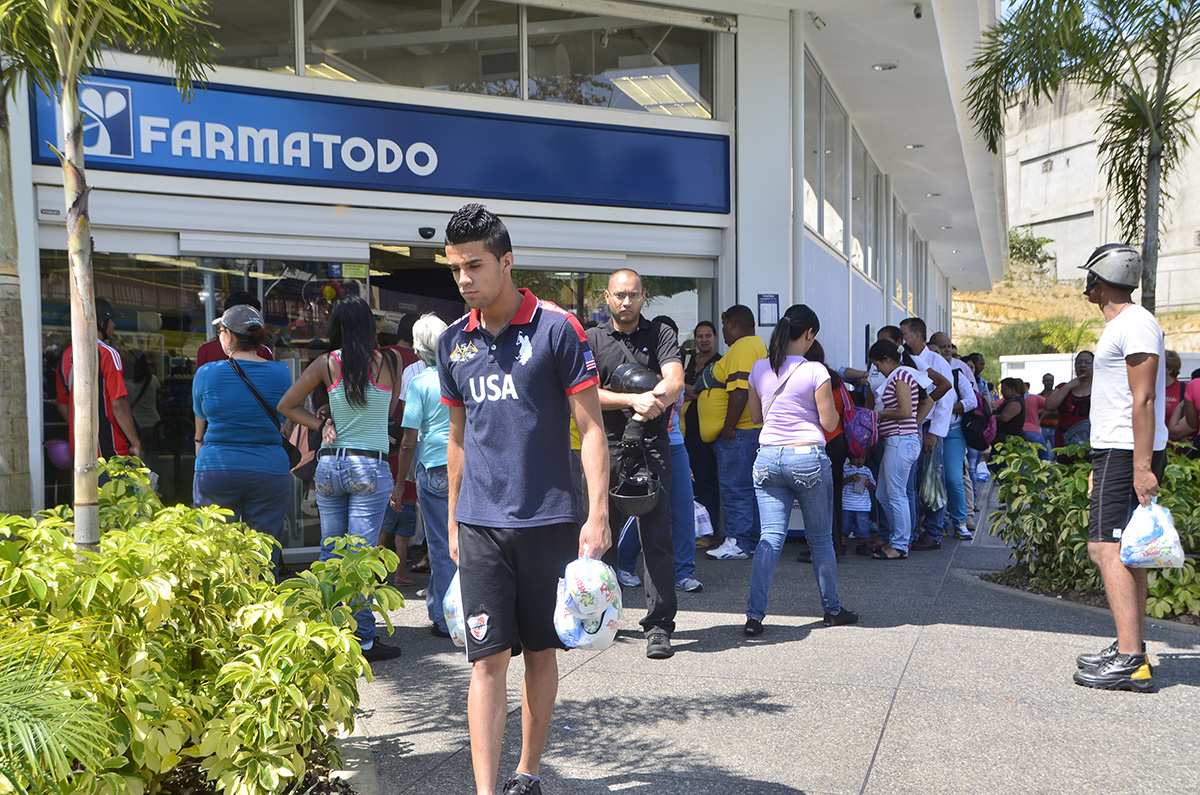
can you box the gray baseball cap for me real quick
[213,304,265,334]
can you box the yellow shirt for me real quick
[569,417,581,450]
[697,334,767,442]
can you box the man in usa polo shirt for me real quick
[437,204,609,795]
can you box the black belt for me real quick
[318,447,386,460]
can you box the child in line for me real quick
[843,454,876,555]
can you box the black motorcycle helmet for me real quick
[609,362,659,394]
[610,469,660,517]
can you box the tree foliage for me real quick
[1008,226,1055,268]
[966,0,1200,312]
[964,316,1098,383]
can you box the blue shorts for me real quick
[381,501,416,538]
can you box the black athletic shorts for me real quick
[1088,448,1167,543]
[457,522,580,662]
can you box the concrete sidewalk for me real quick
[345,498,1200,794]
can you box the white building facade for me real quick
[11,0,1005,546]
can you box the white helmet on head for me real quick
[561,557,621,620]
[443,571,467,648]
[554,578,622,651]
[1080,244,1142,291]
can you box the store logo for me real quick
[81,82,134,159]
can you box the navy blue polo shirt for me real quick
[438,288,599,529]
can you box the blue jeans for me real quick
[878,435,920,553]
[1025,429,1052,461]
[944,425,968,526]
[714,428,761,553]
[1041,426,1057,458]
[917,434,946,542]
[617,442,698,583]
[843,509,870,539]
[193,469,291,577]
[417,463,454,633]
[748,445,840,619]
[314,453,394,645]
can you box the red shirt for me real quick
[56,341,132,456]
[196,338,273,368]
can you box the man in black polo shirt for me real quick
[438,204,609,795]
[587,269,683,660]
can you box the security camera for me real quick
[913,3,923,19]
[418,226,436,240]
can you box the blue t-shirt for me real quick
[438,289,599,528]
[402,366,450,470]
[193,359,293,474]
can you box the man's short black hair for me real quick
[225,290,262,312]
[900,317,927,341]
[445,203,513,261]
[722,304,755,330]
[397,313,417,344]
[878,325,902,344]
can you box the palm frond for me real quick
[0,624,114,791]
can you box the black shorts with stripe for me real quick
[457,522,579,662]
[1088,448,1167,543]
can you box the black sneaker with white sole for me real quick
[361,640,402,662]
[1076,639,1147,669]
[1072,653,1155,692]
[646,630,674,659]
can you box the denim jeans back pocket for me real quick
[346,461,379,496]
[790,459,824,490]
[314,462,335,498]
[752,463,770,487]
[426,465,449,495]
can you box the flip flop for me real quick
[393,574,416,586]
[871,549,907,560]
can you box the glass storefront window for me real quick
[851,134,867,273]
[304,0,520,95]
[524,8,713,116]
[893,203,907,305]
[823,85,847,254]
[803,53,822,231]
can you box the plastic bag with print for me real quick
[554,577,622,652]
[442,570,467,647]
[561,555,621,620]
[1119,500,1184,569]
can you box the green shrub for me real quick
[0,458,403,795]
[989,439,1200,618]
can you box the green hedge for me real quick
[0,458,403,795]
[990,439,1200,618]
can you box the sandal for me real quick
[855,543,873,557]
[872,549,907,560]
[393,573,416,586]
[410,557,430,573]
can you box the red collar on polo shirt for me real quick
[463,288,538,333]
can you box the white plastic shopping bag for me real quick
[694,501,714,538]
[1118,501,1184,568]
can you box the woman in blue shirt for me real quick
[392,313,454,637]
[193,304,293,576]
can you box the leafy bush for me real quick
[1008,226,1055,267]
[989,439,1200,618]
[0,458,403,795]
[963,316,1099,385]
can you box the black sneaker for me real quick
[646,630,674,659]
[1072,653,1155,692]
[430,624,452,638]
[502,774,542,795]
[361,640,402,662]
[823,608,859,627]
[1076,639,1147,669]
[744,618,764,637]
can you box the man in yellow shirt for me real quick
[700,304,767,560]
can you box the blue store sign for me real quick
[31,72,730,213]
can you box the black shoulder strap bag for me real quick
[227,358,303,469]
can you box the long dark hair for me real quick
[768,304,820,374]
[868,340,926,402]
[327,296,395,408]
[804,340,842,388]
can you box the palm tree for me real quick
[966,0,1200,314]
[0,1,216,549]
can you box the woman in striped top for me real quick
[869,340,932,560]
[279,295,402,662]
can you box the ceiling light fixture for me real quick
[906,143,924,149]
[941,225,952,230]
[926,192,941,197]
[872,63,898,71]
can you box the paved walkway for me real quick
[344,485,1200,794]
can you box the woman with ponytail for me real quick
[866,340,933,560]
[742,305,857,637]
[279,295,402,662]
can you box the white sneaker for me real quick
[705,537,749,560]
[955,524,974,540]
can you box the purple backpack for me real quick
[841,384,877,459]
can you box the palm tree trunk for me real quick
[1141,148,1162,314]
[0,85,32,515]
[60,85,100,551]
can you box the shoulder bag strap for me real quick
[762,362,805,420]
[227,359,282,430]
